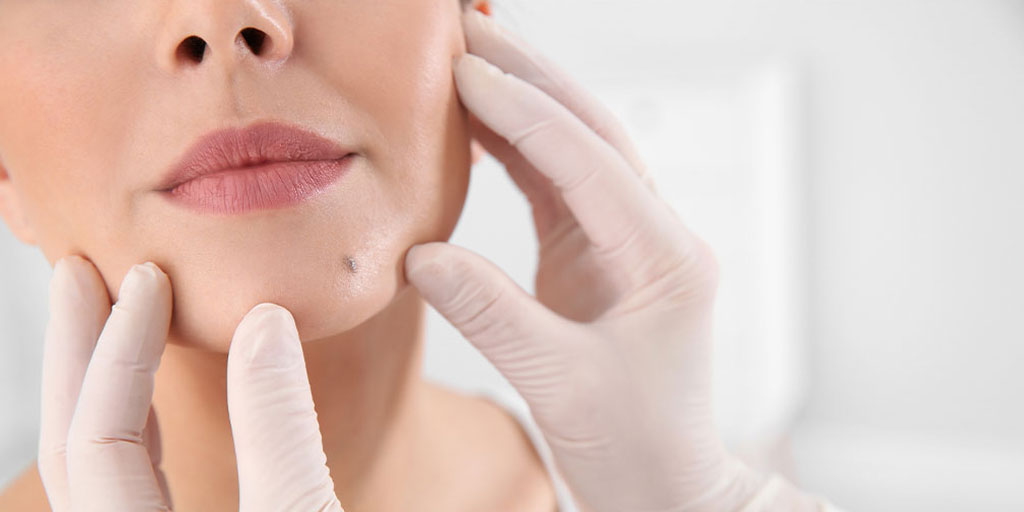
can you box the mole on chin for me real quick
[343,255,358,274]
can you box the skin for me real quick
[0,0,556,510]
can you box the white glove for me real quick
[404,10,835,512]
[37,257,343,511]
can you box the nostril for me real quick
[176,35,207,63]
[238,27,268,55]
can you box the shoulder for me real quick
[423,383,558,512]
[0,463,51,512]
[471,394,559,512]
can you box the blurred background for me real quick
[3,1,1023,510]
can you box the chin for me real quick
[159,239,413,353]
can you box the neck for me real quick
[152,286,429,510]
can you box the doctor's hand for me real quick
[37,257,343,512]
[405,11,823,512]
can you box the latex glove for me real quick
[37,256,343,512]
[405,11,820,512]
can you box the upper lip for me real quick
[157,121,354,191]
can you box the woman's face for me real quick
[0,0,475,351]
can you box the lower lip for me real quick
[160,155,355,214]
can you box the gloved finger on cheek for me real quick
[65,262,172,509]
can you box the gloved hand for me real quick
[37,256,343,511]
[404,10,821,512]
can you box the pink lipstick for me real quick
[157,121,355,215]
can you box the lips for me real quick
[157,121,356,214]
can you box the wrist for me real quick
[678,455,769,512]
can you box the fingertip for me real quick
[236,303,295,342]
[117,262,172,308]
[52,255,71,273]
[141,261,169,280]
[404,243,501,316]
[49,255,109,312]
[462,52,495,72]
[131,261,170,286]
[453,54,505,110]
[452,52,471,78]
[50,256,74,293]
[231,302,301,368]
[52,254,94,280]
[454,53,498,83]
[142,262,173,299]
[243,302,291,321]
[404,242,449,284]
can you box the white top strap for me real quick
[737,473,847,512]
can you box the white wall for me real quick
[0,235,48,484]
[3,1,1023,509]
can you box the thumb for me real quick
[227,303,344,512]
[404,242,571,396]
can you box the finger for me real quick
[454,54,689,284]
[227,303,343,512]
[404,242,577,408]
[66,262,172,511]
[141,407,172,509]
[462,10,655,191]
[37,256,111,512]
[468,113,571,238]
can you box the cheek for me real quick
[0,5,151,262]
[376,6,473,249]
[304,0,472,240]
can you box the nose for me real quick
[155,0,294,72]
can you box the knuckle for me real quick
[693,235,721,286]
[660,252,721,304]
[611,231,721,315]
[450,281,507,342]
[430,256,480,313]
[538,343,617,452]
[66,428,141,464]
[508,116,558,149]
[590,217,645,263]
